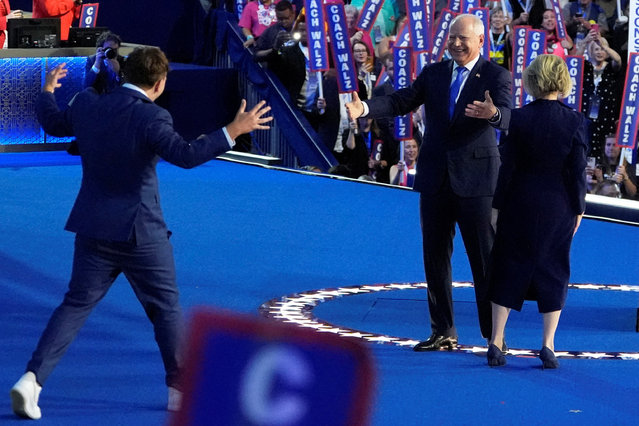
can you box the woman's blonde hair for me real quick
[523,54,573,99]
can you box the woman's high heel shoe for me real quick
[539,346,559,369]
[487,343,506,367]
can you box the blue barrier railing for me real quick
[203,9,337,171]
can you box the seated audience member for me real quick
[239,0,279,48]
[562,0,608,39]
[254,0,295,52]
[489,7,511,70]
[587,135,637,199]
[577,31,622,162]
[33,0,82,41]
[85,31,125,94]
[1,2,23,48]
[536,9,573,59]
[389,138,419,187]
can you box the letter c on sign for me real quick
[239,345,313,424]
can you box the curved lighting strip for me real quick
[258,281,639,361]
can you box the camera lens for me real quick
[104,48,117,60]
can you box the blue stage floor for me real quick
[1,152,638,424]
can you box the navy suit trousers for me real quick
[420,183,495,339]
[27,234,181,387]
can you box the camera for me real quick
[104,47,117,60]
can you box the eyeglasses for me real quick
[353,49,368,53]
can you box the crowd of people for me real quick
[238,0,637,197]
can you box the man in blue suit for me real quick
[10,46,272,420]
[347,14,512,351]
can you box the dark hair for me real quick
[352,40,370,54]
[275,0,293,12]
[123,47,170,88]
[96,31,122,48]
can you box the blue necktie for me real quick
[449,67,468,119]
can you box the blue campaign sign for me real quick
[448,0,462,13]
[511,26,529,108]
[394,21,412,47]
[522,29,546,105]
[406,0,433,52]
[470,7,490,60]
[563,55,584,111]
[461,0,479,13]
[305,0,329,72]
[549,0,567,40]
[394,47,413,140]
[172,308,375,426]
[616,52,639,149]
[326,1,358,93]
[431,9,455,63]
[80,3,99,28]
[356,0,385,32]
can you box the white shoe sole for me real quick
[10,387,42,420]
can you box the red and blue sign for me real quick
[356,0,385,32]
[522,29,546,105]
[406,0,433,52]
[431,9,455,63]
[470,7,490,60]
[172,308,375,426]
[394,46,413,141]
[549,0,568,40]
[511,26,528,108]
[461,0,479,13]
[80,3,99,28]
[616,52,639,149]
[325,1,358,93]
[305,0,329,72]
[448,0,462,13]
[563,55,584,111]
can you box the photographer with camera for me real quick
[84,31,124,94]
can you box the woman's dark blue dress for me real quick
[489,99,588,313]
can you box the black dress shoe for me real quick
[539,346,559,369]
[413,334,458,351]
[487,343,506,367]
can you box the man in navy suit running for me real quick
[347,14,513,351]
[10,46,272,420]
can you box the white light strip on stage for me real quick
[259,282,639,360]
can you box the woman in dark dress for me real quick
[487,55,588,369]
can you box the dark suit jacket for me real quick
[36,86,231,244]
[263,42,307,104]
[366,57,512,197]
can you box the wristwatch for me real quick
[488,108,501,122]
